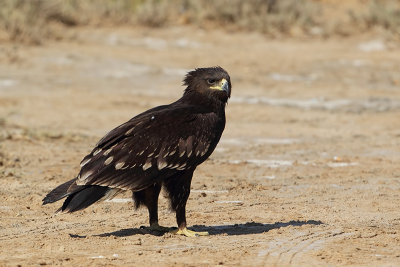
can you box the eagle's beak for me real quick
[221,79,230,95]
[210,78,230,95]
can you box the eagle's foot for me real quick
[171,227,209,237]
[149,223,171,232]
[140,223,171,234]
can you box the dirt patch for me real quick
[1,26,400,266]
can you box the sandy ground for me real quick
[1,26,400,266]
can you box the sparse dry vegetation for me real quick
[0,0,399,43]
[0,0,140,43]
[352,0,400,34]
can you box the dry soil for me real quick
[0,26,400,266]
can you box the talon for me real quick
[170,227,209,237]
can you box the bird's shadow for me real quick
[69,220,323,238]
[192,220,323,236]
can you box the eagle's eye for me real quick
[207,79,216,85]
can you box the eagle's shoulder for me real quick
[94,104,170,149]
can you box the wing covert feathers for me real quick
[75,107,223,191]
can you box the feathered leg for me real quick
[132,183,168,232]
[164,170,208,237]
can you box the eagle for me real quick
[43,66,231,237]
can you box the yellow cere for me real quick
[210,78,227,90]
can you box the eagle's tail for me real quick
[42,178,76,205]
[42,178,115,213]
[56,185,111,213]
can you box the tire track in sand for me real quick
[258,228,353,266]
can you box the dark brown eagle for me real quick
[43,66,231,237]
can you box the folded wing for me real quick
[74,105,221,191]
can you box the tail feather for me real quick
[43,178,114,213]
[42,178,76,205]
[57,186,110,213]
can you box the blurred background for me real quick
[1,1,400,266]
[0,0,400,43]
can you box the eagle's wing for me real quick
[94,104,169,149]
[75,104,222,191]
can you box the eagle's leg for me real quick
[133,183,169,232]
[164,170,209,237]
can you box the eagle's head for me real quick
[183,66,231,103]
